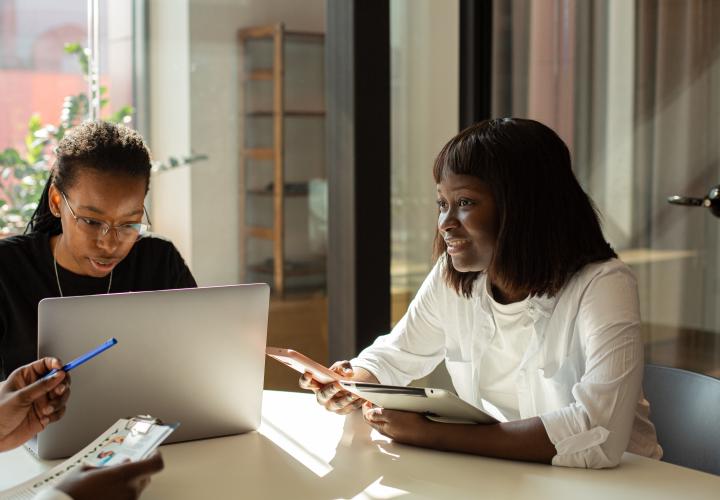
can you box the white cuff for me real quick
[540,406,618,469]
[349,358,388,385]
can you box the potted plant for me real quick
[0,43,205,237]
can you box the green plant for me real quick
[0,43,205,236]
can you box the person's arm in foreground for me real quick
[39,452,165,500]
[0,357,69,452]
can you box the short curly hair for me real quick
[54,120,152,189]
[27,121,152,234]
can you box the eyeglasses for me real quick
[60,191,152,242]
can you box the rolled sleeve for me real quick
[541,406,615,468]
[351,260,448,386]
[540,266,643,469]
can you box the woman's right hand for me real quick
[0,357,70,452]
[298,361,365,415]
[56,452,164,500]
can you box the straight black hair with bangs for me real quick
[431,118,616,298]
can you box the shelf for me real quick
[247,225,274,240]
[237,25,276,40]
[238,25,324,41]
[245,110,325,117]
[247,189,308,197]
[248,259,325,277]
[285,31,324,39]
[247,69,274,81]
[240,22,325,297]
[243,148,274,160]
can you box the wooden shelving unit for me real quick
[238,23,325,296]
[245,110,326,117]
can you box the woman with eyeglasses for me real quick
[0,121,196,379]
[301,118,662,469]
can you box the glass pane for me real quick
[146,2,328,391]
[390,0,460,325]
[491,0,720,377]
[0,0,134,236]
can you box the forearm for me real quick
[351,367,379,384]
[422,417,556,464]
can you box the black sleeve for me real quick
[165,242,197,289]
[172,252,197,288]
[0,291,7,379]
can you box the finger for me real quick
[61,372,71,391]
[136,476,152,492]
[4,358,58,389]
[47,375,70,400]
[364,418,388,436]
[363,406,389,423]
[315,387,329,407]
[91,459,163,484]
[325,392,355,412]
[46,405,66,424]
[28,357,64,379]
[100,452,165,481]
[362,404,373,420]
[52,382,68,398]
[345,392,360,403]
[14,370,66,406]
[329,361,353,377]
[339,362,354,377]
[56,385,71,406]
[44,384,71,408]
[336,397,364,415]
[45,386,70,419]
[299,372,321,391]
[316,382,342,405]
[339,391,361,406]
[30,403,51,430]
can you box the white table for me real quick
[1,390,719,499]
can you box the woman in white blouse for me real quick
[301,118,663,469]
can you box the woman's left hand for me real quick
[362,401,434,446]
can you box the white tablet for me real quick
[340,381,499,424]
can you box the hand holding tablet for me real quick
[266,347,368,414]
[267,347,499,423]
[340,381,500,424]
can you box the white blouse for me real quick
[351,258,662,469]
[476,291,534,420]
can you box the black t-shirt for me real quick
[0,232,197,378]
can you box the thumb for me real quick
[330,360,354,377]
[339,362,354,376]
[106,452,165,480]
[13,371,66,406]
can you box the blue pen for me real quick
[42,338,118,380]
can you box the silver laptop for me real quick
[29,284,269,459]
